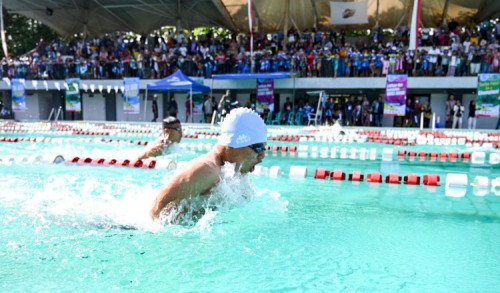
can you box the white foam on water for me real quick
[156,163,288,234]
[0,162,287,236]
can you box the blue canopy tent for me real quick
[146,70,210,122]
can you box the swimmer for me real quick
[138,116,182,160]
[150,107,267,219]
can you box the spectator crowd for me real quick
[3,18,500,81]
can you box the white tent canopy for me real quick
[3,0,499,36]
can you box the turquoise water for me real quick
[1,123,500,292]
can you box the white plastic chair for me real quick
[308,110,322,126]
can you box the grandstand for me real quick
[0,0,499,129]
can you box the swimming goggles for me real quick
[249,143,266,154]
[166,126,182,132]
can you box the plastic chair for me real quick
[308,110,322,126]
[265,112,273,125]
[294,112,303,125]
[271,112,281,125]
[286,112,295,125]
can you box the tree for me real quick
[1,7,58,59]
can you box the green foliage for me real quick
[1,8,58,59]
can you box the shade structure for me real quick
[3,0,499,36]
[145,70,209,123]
[147,70,210,92]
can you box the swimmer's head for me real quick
[219,107,267,148]
[162,116,182,143]
[219,108,267,173]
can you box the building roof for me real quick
[3,0,500,36]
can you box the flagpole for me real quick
[409,0,421,50]
[190,87,193,123]
[248,0,254,73]
[144,88,148,121]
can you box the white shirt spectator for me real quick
[421,28,430,41]
[178,45,187,57]
[428,47,440,64]
[463,40,471,53]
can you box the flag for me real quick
[385,75,408,116]
[123,77,140,114]
[11,78,26,112]
[256,79,274,113]
[65,78,81,112]
[476,74,500,118]
[330,1,368,25]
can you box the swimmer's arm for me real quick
[150,164,220,219]
[138,138,165,160]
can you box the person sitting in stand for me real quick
[138,117,182,159]
[302,102,314,124]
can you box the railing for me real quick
[47,106,63,121]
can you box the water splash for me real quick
[157,163,288,232]
[0,163,287,235]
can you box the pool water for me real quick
[1,122,500,292]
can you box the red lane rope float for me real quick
[423,174,440,186]
[404,174,421,185]
[367,172,383,183]
[314,169,330,179]
[397,150,407,157]
[73,131,110,136]
[65,157,156,169]
[408,150,417,157]
[385,173,402,184]
[290,146,297,152]
[462,152,471,159]
[331,170,346,181]
[281,146,289,152]
[419,151,427,157]
[449,152,459,159]
[349,171,364,181]
[429,152,438,158]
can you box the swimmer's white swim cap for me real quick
[219,107,267,148]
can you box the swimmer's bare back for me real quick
[150,151,222,219]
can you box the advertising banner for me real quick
[123,77,140,114]
[476,73,500,117]
[384,75,408,116]
[11,78,26,112]
[65,78,81,112]
[256,79,274,113]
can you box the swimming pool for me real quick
[1,121,500,292]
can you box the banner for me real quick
[123,77,140,114]
[385,75,408,116]
[65,78,81,112]
[330,1,368,25]
[256,79,274,113]
[476,73,500,118]
[11,78,26,112]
